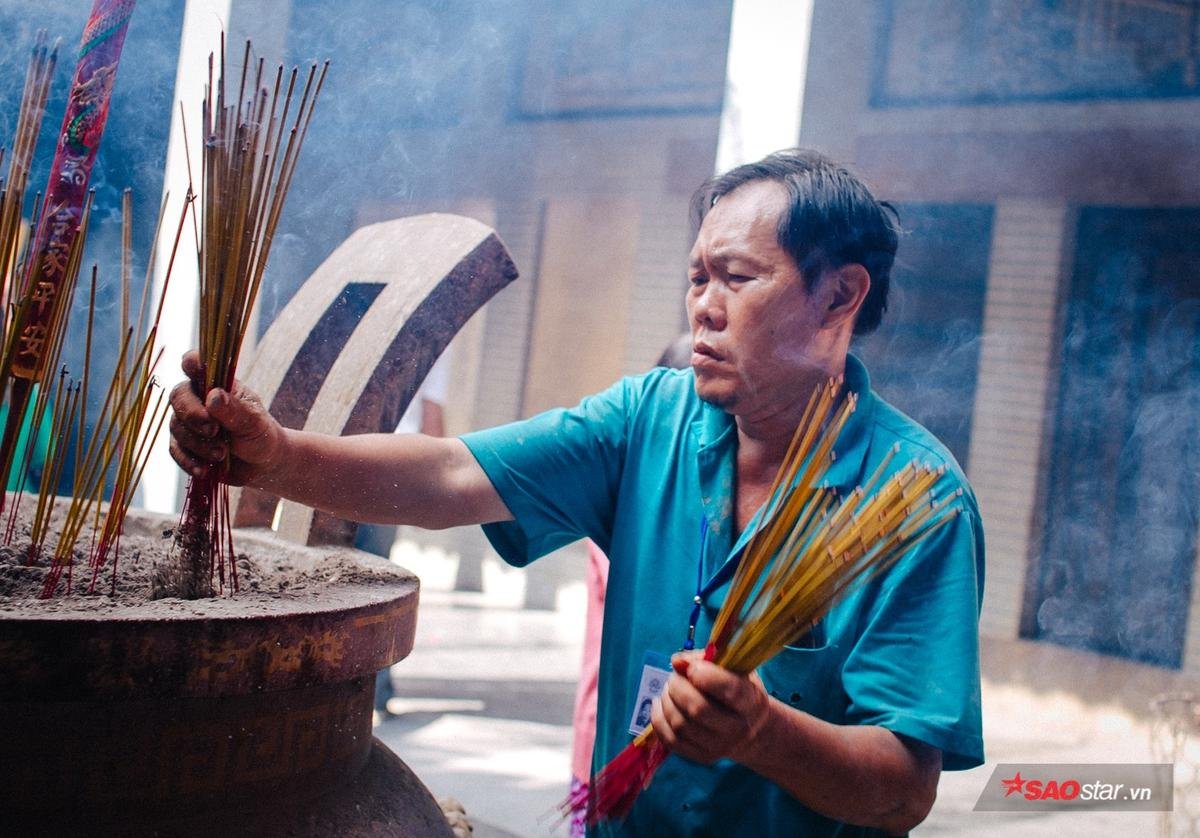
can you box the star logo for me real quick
[1000,772,1026,798]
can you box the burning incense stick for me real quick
[174,37,328,597]
[567,378,962,826]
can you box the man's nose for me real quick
[691,282,727,330]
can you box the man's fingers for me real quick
[169,435,212,478]
[678,661,772,762]
[204,388,237,424]
[653,686,713,755]
[665,671,707,721]
[654,660,773,767]
[654,679,725,765]
[205,387,265,437]
[169,414,226,463]
[664,671,737,735]
[170,350,277,486]
[680,659,748,708]
[651,693,678,750]
[169,380,217,437]
[181,350,202,381]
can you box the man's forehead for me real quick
[690,182,788,254]
[688,244,772,270]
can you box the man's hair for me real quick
[689,149,899,335]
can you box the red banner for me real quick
[12,0,136,380]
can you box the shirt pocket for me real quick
[757,626,848,724]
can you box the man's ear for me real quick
[821,263,871,330]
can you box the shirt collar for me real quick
[690,400,737,546]
[821,353,876,491]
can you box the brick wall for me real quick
[968,199,1068,639]
[473,199,544,429]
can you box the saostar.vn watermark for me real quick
[974,764,1173,812]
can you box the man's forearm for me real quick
[736,701,941,834]
[254,430,512,529]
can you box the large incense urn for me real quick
[0,509,451,836]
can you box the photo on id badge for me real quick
[629,651,672,735]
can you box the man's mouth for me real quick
[691,342,726,376]
[692,341,722,360]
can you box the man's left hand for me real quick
[651,650,772,765]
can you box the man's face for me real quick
[686,179,828,414]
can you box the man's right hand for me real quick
[168,350,510,529]
[168,350,285,487]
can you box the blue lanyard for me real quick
[682,515,742,650]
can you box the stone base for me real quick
[8,738,452,837]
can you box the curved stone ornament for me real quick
[233,213,518,546]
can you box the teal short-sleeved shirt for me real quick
[461,355,985,837]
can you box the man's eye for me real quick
[689,275,707,286]
[729,274,754,283]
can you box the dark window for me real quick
[852,203,993,470]
[1032,207,1200,668]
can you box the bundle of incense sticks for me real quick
[36,275,171,599]
[175,38,328,596]
[16,189,180,598]
[1,33,61,499]
[1,1,134,512]
[0,13,179,600]
[0,32,58,324]
[567,378,961,826]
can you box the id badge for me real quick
[628,650,672,736]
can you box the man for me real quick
[170,149,984,836]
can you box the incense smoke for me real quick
[259,1,520,330]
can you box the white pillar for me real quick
[140,0,232,515]
[968,199,1069,640]
[715,0,814,172]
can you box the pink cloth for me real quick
[571,540,609,782]
[568,777,589,838]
